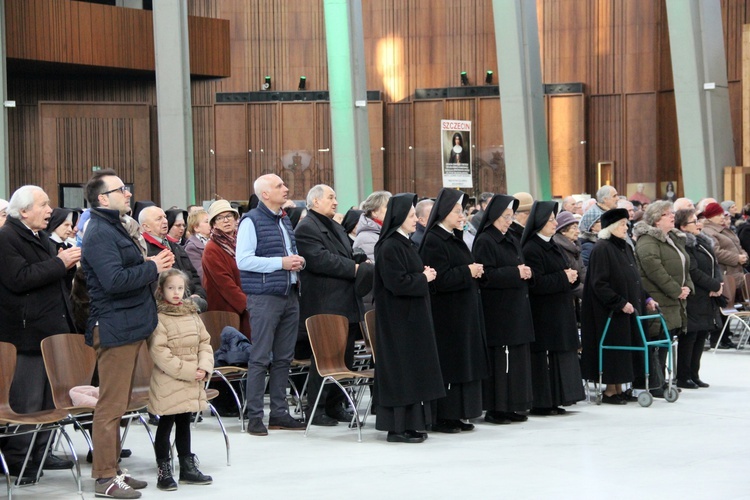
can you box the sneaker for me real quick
[268,413,305,430]
[119,469,148,489]
[95,474,142,499]
[246,417,268,436]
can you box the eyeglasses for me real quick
[214,214,236,223]
[101,185,130,196]
[499,214,513,221]
[687,219,699,225]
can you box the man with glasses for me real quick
[82,169,174,499]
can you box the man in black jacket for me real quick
[295,184,369,426]
[0,185,80,482]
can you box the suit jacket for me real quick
[295,211,362,323]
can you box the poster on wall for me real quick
[441,120,473,188]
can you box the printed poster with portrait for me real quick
[441,120,473,188]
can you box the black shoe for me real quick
[156,458,177,491]
[268,413,305,430]
[529,407,557,416]
[147,413,160,426]
[178,454,212,485]
[554,407,567,415]
[406,430,428,440]
[650,388,665,398]
[430,419,461,433]
[326,407,355,423]
[7,462,42,484]
[499,412,528,422]
[601,394,626,405]
[386,431,425,443]
[457,420,475,431]
[619,390,638,402]
[309,412,338,427]
[246,417,269,436]
[42,454,74,470]
[484,412,511,425]
[693,379,710,388]
[676,379,699,389]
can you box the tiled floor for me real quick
[8,348,750,499]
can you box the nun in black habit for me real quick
[373,193,445,443]
[521,201,585,415]
[472,195,535,424]
[419,188,489,433]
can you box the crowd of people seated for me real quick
[0,174,747,497]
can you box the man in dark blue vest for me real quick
[237,174,306,435]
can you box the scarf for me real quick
[210,227,237,258]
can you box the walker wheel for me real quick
[664,387,679,403]
[637,392,653,407]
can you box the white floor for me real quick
[9,349,750,500]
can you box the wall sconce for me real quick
[298,76,306,90]
[263,76,271,90]
[460,71,468,86]
[485,70,493,84]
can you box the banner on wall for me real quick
[441,120,473,188]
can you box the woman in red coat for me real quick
[201,200,251,339]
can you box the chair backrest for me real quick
[0,342,17,413]
[363,309,376,364]
[131,341,154,400]
[305,314,352,376]
[41,333,96,409]
[742,274,750,306]
[200,311,241,352]
[722,273,737,313]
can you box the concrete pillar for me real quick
[152,0,194,207]
[0,0,9,198]
[492,0,551,199]
[323,0,372,210]
[666,0,736,201]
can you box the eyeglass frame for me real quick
[213,213,237,223]
[101,185,130,196]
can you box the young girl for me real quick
[148,269,214,491]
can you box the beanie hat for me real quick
[555,211,577,233]
[600,208,629,229]
[702,202,724,219]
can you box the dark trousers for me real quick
[306,322,358,414]
[0,354,54,466]
[154,413,192,461]
[677,330,710,381]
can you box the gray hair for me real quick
[8,185,43,219]
[643,200,673,226]
[253,174,276,198]
[306,184,329,210]
[416,199,435,219]
[138,205,163,226]
[617,199,633,210]
[596,185,616,204]
[360,191,392,217]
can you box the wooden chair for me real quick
[363,309,377,364]
[200,311,247,431]
[714,274,750,353]
[0,342,85,498]
[304,314,374,442]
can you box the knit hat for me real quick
[702,202,724,219]
[512,192,534,212]
[600,208,629,229]
[555,211,578,233]
[580,204,604,232]
[207,199,239,225]
[721,200,736,212]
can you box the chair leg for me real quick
[136,413,155,446]
[304,381,328,438]
[209,371,245,431]
[57,426,82,495]
[329,379,364,442]
[208,403,230,466]
[0,447,12,500]
[713,318,732,355]
[71,417,93,455]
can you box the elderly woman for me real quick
[48,207,79,292]
[522,201,584,415]
[184,209,211,281]
[701,202,747,296]
[341,209,363,247]
[472,195,534,424]
[166,208,188,245]
[201,200,250,338]
[676,209,721,388]
[353,191,391,262]
[554,211,585,298]
[0,199,8,228]
[419,188,488,433]
[633,201,693,397]
[581,209,656,404]
[373,193,444,443]
[578,211,600,267]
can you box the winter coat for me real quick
[685,232,723,332]
[0,217,75,353]
[633,221,694,336]
[143,234,206,299]
[578,230,597,267]
[352,214,381,262]
[580,234,643,382]
[184,235,206,281]
[554,232,586,298]
[147,301,214,416]
[214,326,253,366]
[473,226,535,347]
[702,220,748,290]
[523,234,580,352]
[82,208,159,348]
[201,240,251,338]
[419,225,489,383]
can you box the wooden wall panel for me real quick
[625,94,657,186]
[729,80,743,167]
[279,103,316,200]
[368,102,385,191]
[8,106,40,189]
[384,102,414,194]
[314,102,334,190]
[476,97,506,195]
[541,0,591,84]
[623,0,658,94]
[413,101,444,198]
[213,104,248,200]
[656,91,681,195]
[192,105,214,203]
[588,95,622,191]
[548,94,586,197]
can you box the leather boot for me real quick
[156,458,177,491]
[178,454,212,485]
